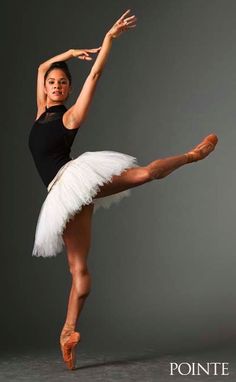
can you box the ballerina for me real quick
[28,9,218,370]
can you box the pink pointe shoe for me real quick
[60,331,81,370]
[185,134,218,163]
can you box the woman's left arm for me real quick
[65,9,137,129]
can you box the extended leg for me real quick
[94,134,218,199]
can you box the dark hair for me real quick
[44,61,72,85]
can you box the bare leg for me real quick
[60,203,94,370]
[94,134,218,199]
[58,134,218,369]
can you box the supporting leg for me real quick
[60,203,94,370]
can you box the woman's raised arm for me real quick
[65,9,137,130]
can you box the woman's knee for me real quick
[130,167,152,184]
[70,264,92,297]
[137,167,152,183]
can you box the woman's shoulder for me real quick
[35,104,46,121]
[63,106,80,130]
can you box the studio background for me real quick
[2,0,235,355]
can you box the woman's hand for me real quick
[71,48,101,61]
[107,9,137,39]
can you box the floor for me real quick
[1,344,236,381]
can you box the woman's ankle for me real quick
[60,322,77,345]
[63,322,76,331]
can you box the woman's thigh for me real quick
[62,203,94,268]
[94,167,150,199]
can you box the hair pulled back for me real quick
[44,61,72,85]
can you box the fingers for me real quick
[119,11,137,30]
[85,47,101,53]
[118,9,131,22]
[77,47,101,61]
[121,16,137,33]
[124,18,137,27]
[78,55,92,61]
[124,15,136,23]
[118,9,137,24]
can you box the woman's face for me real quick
[44,69,71,103]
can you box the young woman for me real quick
[28,9,218,371]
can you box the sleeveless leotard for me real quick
[28,104,79,187]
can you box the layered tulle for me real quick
[32,151,138,258]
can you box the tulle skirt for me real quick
[32,151,138,258]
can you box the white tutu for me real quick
[32,151,138,258]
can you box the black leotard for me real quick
[28,104,79,187]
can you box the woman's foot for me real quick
[185,134,218,163]
[60,331,80,370]
[60,323,80,370]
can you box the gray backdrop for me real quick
[2,0,235,355]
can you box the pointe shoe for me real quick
[60,331,80,370]
[185,134,218,163]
